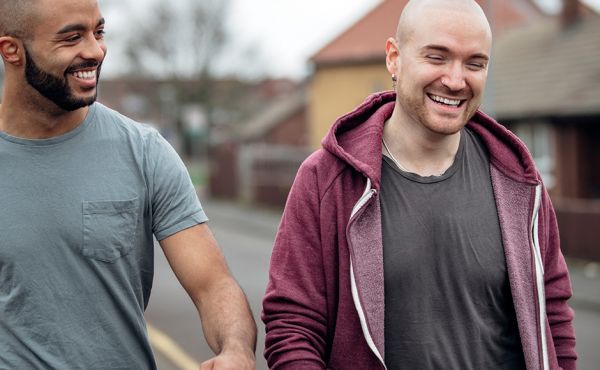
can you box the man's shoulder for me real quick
[92,103,159,139]
[296,148,357,195]
[92,103,154,130]
[301,148,346,175]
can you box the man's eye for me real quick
[426,55,444,62]
[467,62,486,70]
[95,30,106,38]
[65,34,81,42]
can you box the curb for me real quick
[148,324,200,370]
[203,199,281,238]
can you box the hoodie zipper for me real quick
[530,184,549,370]
[349,181,547,370]
[348,178,387,369]
[351,178,377,218]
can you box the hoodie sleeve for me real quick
[539,187,577,370]
[262,159,328,370]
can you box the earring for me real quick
[392,74,397,89]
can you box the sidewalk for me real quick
[202,198,282,237]
[566,257,600,312]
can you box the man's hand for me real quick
[200,347,256,370]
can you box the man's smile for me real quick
[427,93,465,108]
[68,67,98,89]
[71,69,96,80]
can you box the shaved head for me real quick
[396,0,492,48]
[384,0,493,138]
[0,0,38,39]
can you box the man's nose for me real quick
[441,63,466,91]
[80,36,106,62]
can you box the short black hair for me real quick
[0,0,37,39]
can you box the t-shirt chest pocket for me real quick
[82,198,139,263]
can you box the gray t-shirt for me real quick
[381,128,525,370]
[0,103,207,369]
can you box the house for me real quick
[486,3,600,259]
[208,83,311,207]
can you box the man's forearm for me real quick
[159,224,257,368]
[196,276,257,358]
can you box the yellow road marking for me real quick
[147,323,200,370]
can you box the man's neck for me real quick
[0,94,89,140]
[382,110,461,177]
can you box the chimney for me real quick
[561,0,580,28]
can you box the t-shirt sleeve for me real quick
[146,130,208,241]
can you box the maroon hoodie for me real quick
[262,91,576,370]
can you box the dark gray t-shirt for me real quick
[0,103,207,369]
[381,128,525,370]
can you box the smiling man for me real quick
[262,0,577,369]
[0,0,256,369]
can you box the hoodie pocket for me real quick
[82,198,139,263]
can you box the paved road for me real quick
[145,199,600,370]
[568,258,600,370]
[572,306,600,369]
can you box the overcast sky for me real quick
[101,0,600,80]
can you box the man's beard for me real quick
[395,82,477,136]
[24,46,101,112]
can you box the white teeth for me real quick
[430,94,460,107]
[72,70,95,80]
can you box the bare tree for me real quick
[118,0,231,158]
[123,0,228,80]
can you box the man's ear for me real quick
[385,37,400,76]
[0,36,24,66]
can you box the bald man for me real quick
[262,1,577,369]
[0,0,256,368]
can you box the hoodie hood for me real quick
[321,91,541,189]
[321,92,396,190]
[467,111,541,185]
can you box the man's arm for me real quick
[262,159,329,369]
[160,223,256,370]
[540,189,577,370]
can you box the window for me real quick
[512,122,555,189]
